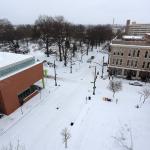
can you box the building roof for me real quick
[0,52,36,79]
[0,52,34,68]
[122,35,143,40]
[111,39,150,47]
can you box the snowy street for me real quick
[0,48,150,150]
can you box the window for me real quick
[135,61,137,67]
[120,59,122,65]
[133,50,136,57]
[113,52,116,55]
[112,59,115,64]
[137,50,140,57]
[147,62,150,68]
[131,60,133,66]
[121,53,124,56]
[116,59,118,65]
[145,51,148,58]
[127,60,130,66]
[142,62,145,68]
[128,52,131,56]
[117,52,120,55]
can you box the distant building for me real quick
[0,52,44,115]
[112,25,124,34]
[125,20,150,36]
[108,34,150,81]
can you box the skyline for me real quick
[0,0,150,25]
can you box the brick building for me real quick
[0,52,44,115]
[108,35,150,81]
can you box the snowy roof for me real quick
[122,35,143,40]
[0,52,34,68]
[110,43,150,49]
[0,52,35,78]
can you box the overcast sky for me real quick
[0,0,149,25]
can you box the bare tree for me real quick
[113,124,133,150]
[61,128,71,148]
[35,15,55,57]
[138,87,150,105]
[1,141,25,150]
[108,80,122,98]
[53,16,65,61]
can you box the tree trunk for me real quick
[46,38,49,57]
[58,43,62,61]
[64,48,67,67]
[113,92,115,98]
[86,43,89,55]
[65,141,67,148]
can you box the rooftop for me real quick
[111,39,150,47]
[0,52,34,68]
[0,52,35,78]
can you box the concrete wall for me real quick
[0,63,43,115]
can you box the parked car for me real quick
[103,62,108,66]
[103,97,112,102]
[129,82,143,86]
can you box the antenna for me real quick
[113,18,115,25]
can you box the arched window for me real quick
[145,51,148,58]
[120,59,122,65]
[135,61,137,67]
[131,60,133,66]
[133,50,136,57]
[137,50,140,57]
[127,60,130,66]
[116,59,118,65]
[142,62,145,68]
[147,62,150,68]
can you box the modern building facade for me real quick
[108,35,150,81]
[0,52,44,115]
[125,20,150,36]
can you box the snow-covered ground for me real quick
[0,45,150,150]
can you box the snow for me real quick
[0,52,34,68]
[122,35,143,40]
[0,45,150,150]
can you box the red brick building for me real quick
[0,52,44,115]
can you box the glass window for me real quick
[142,62,145,68]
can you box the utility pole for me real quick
[101,56,104,78]
[54,60,57,86]
[93,66,97,95]
[70,53,73,73]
